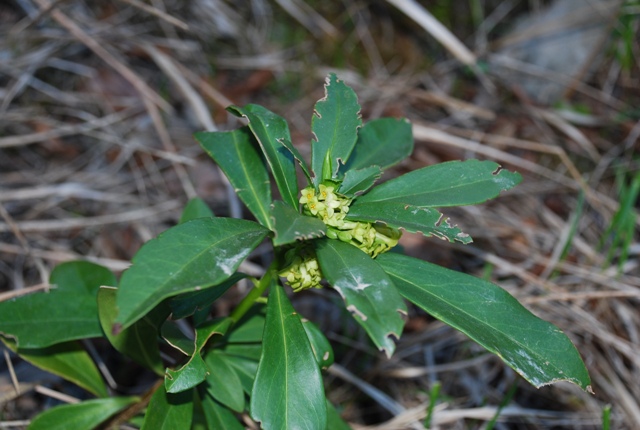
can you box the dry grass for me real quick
[1,1,639,429]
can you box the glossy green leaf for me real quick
[141,386,193,430]
[271,200,327,246]
[343,117,413,172]
[116,218,269,329]
[161,321,194,356]
[179,197,215,224]
[302,319,334,369]
[98,287,167,376]
[165,318,232,393]
[251,283,326,430]
[225,303,266,344]
[355,160,522,207]
[377,253,592,391]
[280,134,313,185]
[315,239,406,357]
[2,339,107,398]
[170,273,247,320]
[196,127,273,228]
[338,165,382,198]
[326,400,352,430]
[28,396,138,430]
[229,104,299,208]
[0,261,115,348]
[214,306,263,395]
[204,350,245,412]
[311,73,362,186]
[222,342,262,362]
[347,202,472,244]
[200,390,244,430]
[224,354,259,394]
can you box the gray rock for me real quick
[490,0,622,104]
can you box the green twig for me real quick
[229,262,276,323]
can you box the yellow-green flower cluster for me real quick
[300,182,401,258]
[278,246,322,292]
[280,182,403,292]
[299,183,350,221]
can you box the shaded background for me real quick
[1,0,639,428]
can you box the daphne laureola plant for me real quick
[0,74,591,429]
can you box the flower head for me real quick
[284,180,402,292]
[278,246,323,292]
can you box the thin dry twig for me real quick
[328,363,405,416]
[0,283,51,303]
[0,107,142,149]
[0,200,181,233]
[31,0,172,113]
[2,350,19,398]
[116,0,189,30]
[385,0,476,66]
[34,385,80,405]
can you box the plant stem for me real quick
[101,379,163,429]
[229,262,276,323]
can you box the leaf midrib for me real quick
[276,286,290,428]
[324,243,400,350]
[232,132,272,228]
[245,112,297,208]
[361,173,509,204]
[385,265,564,379]
[121,226,265,325]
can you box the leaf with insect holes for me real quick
[196,127,273,229]
[378,252,592,392]
[347,201,472,244]
[116,218,269,330]
[315,238,406,357]
[311,73,362,186]
[165,318,232,393]
[302,319,334,369]
[279,135,313,185]
[354,159,522,207]
[161,321,194,356]
[271,200,326,246]
[228,104,299,209]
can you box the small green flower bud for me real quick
[338,230,352,242]
[278,245,323,292]
[326,227,339,240]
